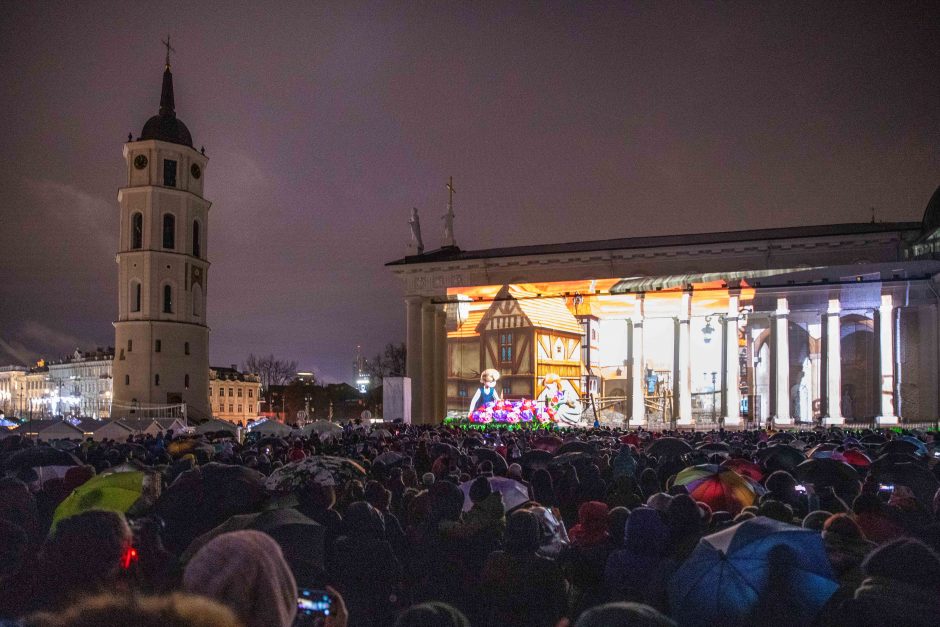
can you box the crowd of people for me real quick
[1,421,939,627]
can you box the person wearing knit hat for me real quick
[421,472,436,488]
[183,530,298,627]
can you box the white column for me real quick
[875,293,899,425]
[722,291,741,427]
[405,296,424,425]
[630,295,646,426]
[433,307,447,421]
[676,290,693,426]
[421,301,436,424]
[772,297,792,425]
[823,298,844,425]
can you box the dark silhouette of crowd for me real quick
[1,422,939,627]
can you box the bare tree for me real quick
[244,353,299,391]
[364,343,406,380]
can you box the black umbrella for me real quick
[871,462,940,506]
[156,462,267,554]
[182,507,325,587]
[769,432,795,443]
[756,445,806,472]
[519,449,553,469]
[557,441,598,455]
[471,447,509,474]
[461,436,483,451]
[697,442,730,453]
[430,442,459,459]
[860,434,887,445]
[646,437,694,458]
[1,446,80,472]
[880,439,923,457]
[549,451,595,468]
[795,458,859,486]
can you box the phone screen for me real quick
[297,589,331,617]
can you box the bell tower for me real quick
[113,45,211,420]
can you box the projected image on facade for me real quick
[445,275,902,428]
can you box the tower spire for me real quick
[158,36,177,117]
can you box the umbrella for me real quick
[265,455,366,492]
[302,421,343,438]
[795,458,859,486]
[531,435,563,453]
[673,465,760,515]
[806,443,839,458]
[549,451,594,468]
[374,451,404,466]
[459,477,530,512]
[182,508,326,586]
[646,437,693,458]
[154,463,269,554]
[861,433,887,445]
[52,471,145,531]
[871,462,939,505]
[556,440,597,455]
[668,517,839,627]
[769,432,795,443]
[720,458,764,483]
[470,447,509,475]
[250,420,293,437]
[880,438,924,457]
[194,419,238,435]
[697,442,730,453]
[430,442,459,459]
[461,436,483,451]
[1,446,80,472]
[840,449,872,468]
[369,428,393,440]
[520,449,553,470]
[756,445,806,472]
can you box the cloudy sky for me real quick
[1,2,938,382]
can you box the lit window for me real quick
[499,333,513,363]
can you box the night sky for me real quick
[1,2,938,382]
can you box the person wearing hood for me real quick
[604,507,671,606]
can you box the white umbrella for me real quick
[369,428,393,440]
[459,477,530,512]
[302,421,343,437]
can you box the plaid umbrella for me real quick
[264,455,366,491]
[52,471,145,531]
[673,464,760,515]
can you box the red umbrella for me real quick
[841,449,872,468]
[673,465,759,515]
[721,458,764,483]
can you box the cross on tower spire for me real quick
[162,35,175,69]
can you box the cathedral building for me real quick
[112,53,211,420]
[389,186,940,428]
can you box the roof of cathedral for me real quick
[139,65,193,147]
[921,185,940,234]
[387,221,921,266]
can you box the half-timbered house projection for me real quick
[474,285,584,401]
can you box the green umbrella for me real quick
[52,471,145,531]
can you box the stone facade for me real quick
[208,366,262,425]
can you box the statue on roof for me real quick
[443,176,457,248]
[408,207,424,255]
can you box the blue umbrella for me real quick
[668,517,838,627]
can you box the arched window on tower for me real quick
[163,284,173,313]
[192,220,201,258]
[131,213,143,249]
[163,214,175,249]
[131,281,141,312]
